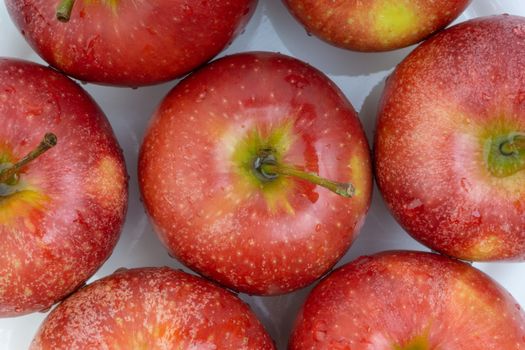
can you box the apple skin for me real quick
[283,0,470,52]
[290,251,525,350]
[375,15,525,261]
[30,267,275,349]
[139,52,372,296]
[5,0,257,86]
[0,58,128,317]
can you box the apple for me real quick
[283,0,471,52]
[0,58,128,317]
[5,0,257,86]
[290,251,525,349]
[375,15,525,261]
[139,52,372,295]
[31,267,275,349]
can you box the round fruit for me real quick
[31,267,275,349]
[290,251,525,350]
[0,58,128,317]
[139,52,372,295]
[375,15,525,261]
[5,0,257,86]
[283,0,470,51]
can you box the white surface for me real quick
[1,1,525,349]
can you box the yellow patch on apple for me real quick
[372,1,419,44]
[0,186,49,226]
[452,277,497,316]
[468,235,505,261]
[86,156,126,211]
[348,154,368,200]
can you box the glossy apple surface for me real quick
[283,0,470,51]
[0,58,127,317]
[139,52,372,295]
[290,251,525,350]
[31,267,275,349]
[375,15,525,261]
[5,0,257,86]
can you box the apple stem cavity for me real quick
[253,151,355,198]
[487,132,525,178]
[56,0,76,22]
[500,133,525,156]
[0,133,58,184]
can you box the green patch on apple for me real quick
[230,120,296,213]
[394,334,431,350]
[485,131,525,178]
[57,0,119,22]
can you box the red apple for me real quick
[283,0,470,52]
[31,267,275,349]
[0,58,127,317]
[375,15,525,261]
[5,0,257,86]
[139,52,372,295]
[290,251,525,350]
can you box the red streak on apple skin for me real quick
[0,59,128,317]
[30,267,275,349]
[290,251,525,350]
[5,0,257,86]
[283,0,470,52]
[139,52,372,295]
[375,15,525,261]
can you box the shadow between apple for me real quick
[224,0,265,53]
[263,1,413,77]
[341,77,430,267]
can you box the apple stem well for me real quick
[253,150,355,198]
[56,0,76,22]
[487,132,525,178]
[0,133,57,185]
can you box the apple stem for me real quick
[254,151,355,198]
[0,133,57,184]
[56,0,76,22]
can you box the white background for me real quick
[1,1,524,349]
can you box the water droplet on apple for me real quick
[406,198,423,210]
[24,13,32,25]
[285,74,309,89]
[315,224,321,232]
[196,91,207,102]
[314,330,327,342]
[313,320,328,342]
[460,178,472,193]
[471,210,482,224]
